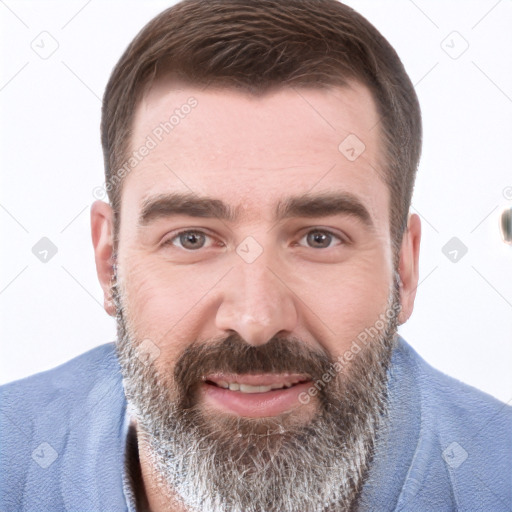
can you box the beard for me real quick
[112,267,401,512]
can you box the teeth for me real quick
[227,383,274,393]
[239,384,273,393]
[212,381,299,392]
[209,377,306,392]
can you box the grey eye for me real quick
[305,230,336,249]
[177,231,207,250]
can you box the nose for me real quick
[215,256,299,346]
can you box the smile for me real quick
[200,373,313,417]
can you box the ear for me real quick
[397,213,421,325]
[91,200,116,317]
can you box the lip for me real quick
[200,379,313,418]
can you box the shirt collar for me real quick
[122,411,140,512]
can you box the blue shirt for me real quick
[1,336,511,511]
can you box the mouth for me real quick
[200,373,313,417]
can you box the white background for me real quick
[1,0,511,403]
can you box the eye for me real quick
[298,229,344,249]
[164,230,213,250]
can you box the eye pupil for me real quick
[180,231,205,249]
[307,231,331,248]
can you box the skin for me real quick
[91,79,421,510]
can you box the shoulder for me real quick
[395,336,511,430]
[0,343,125,442]
[0,343,128,510]
[0,342,121,412]
[393,337,512,510]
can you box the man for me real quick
[1,0,510,510]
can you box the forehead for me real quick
[121,78,388,231]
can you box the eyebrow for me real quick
[275,192,373,228]
[138,191,374,229]
[139,192,240,225]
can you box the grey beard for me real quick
[113,271,400,512]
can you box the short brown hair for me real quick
[101,0,421,252]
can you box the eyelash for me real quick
[162,228,346,250]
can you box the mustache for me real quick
[173,334,334,399]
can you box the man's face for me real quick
[110,80,402,511]
[118,78,394,379]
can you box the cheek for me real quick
[293,251,392,357]
[119,256,224,355]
